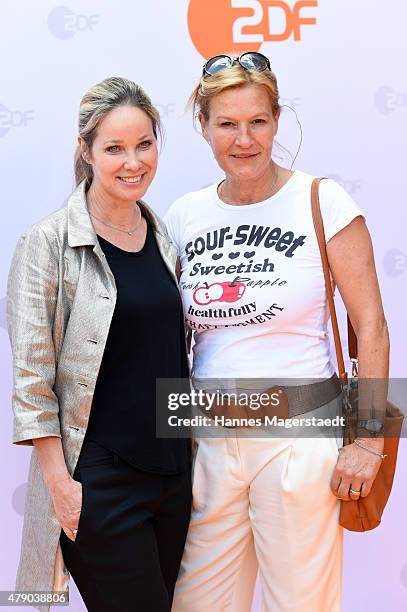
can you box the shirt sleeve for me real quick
[318,179,365,243]
[163,200,182,257]
[7,225,61,446]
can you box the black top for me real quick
[84,214,190,474]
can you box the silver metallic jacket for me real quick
[7,180,179,611]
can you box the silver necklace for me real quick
[89,209,142,236]
[219,162,279,203]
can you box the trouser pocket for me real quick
[72,440,116,545]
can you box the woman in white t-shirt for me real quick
[164,53,389,612]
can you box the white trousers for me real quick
[172,431,343,612]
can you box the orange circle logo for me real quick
[188,0,318,60]
[188,0,262,60]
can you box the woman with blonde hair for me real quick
[164,53,389,611]
[8,76,191,612]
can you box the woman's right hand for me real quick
[49,475,83,542]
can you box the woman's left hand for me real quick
[330,438,384,501]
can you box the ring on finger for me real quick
[349,487,361,496]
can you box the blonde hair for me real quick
[188,62,281,122]
[74,76,162,186]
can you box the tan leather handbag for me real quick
[311,177,404,531]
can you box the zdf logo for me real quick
[327,175,361,196]
[0,105,34,138]
[383,249,407,278]
[375,86,407,116]
[48,6,99,40]
[188,0,318,59]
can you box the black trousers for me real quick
[60,439,192,611]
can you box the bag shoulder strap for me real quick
[310,177,357,381]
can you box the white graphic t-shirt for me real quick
[164,170,364,379]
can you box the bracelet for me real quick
[354,439,387,460]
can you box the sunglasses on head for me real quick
[202,52,271,77]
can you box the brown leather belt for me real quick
[196,374,342,428]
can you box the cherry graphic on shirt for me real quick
[193,281,246,305]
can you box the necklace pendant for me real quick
[128,231,133,236]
